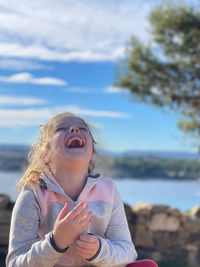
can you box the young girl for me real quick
[6,112,137,267]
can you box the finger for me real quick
[76,239,97,250]
[73,205,90,223]
[77,251,92,259]
[79,212,93,229]
[57,203,69,221]
[78,221,92,236]
[78,209,92,224]
[76,247,94,259]
[68,202,88,220]
[79,233,96,243]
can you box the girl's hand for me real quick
[75,233,100,260]
[53,202,92,250]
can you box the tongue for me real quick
[69,140,81,148]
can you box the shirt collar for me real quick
[39,171,101,196]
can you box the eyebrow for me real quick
[55,122,88,129]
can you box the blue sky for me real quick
[0,0,199,153]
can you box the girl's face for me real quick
[47,116,94,170]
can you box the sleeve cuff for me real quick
[86,236,102,261]
[49,232,69,253]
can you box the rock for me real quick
[151,204,169,214]
[150,251,162,262]
[189,232,200,245]
[153,232,182,250]
[124,203,137,224]
[184,244,198,252]
[188,250,199,267]
[132,203,152,225]
[183,217,200,233]
[167,207,182,217]
[149,213,180,232]
[132,202,153,216]
[185,245,199,267]
[132,202,152,224]
[0,194,10,209]
[180,215,188,224]
[0,210,11,224]
[190,206,200,218]
[162,245,188,262]
[0,224,10,246]
[134,224,154,248]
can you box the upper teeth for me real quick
[66,136,83,147]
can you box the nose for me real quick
[69,126,80,133]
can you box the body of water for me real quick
[1,172,200,212]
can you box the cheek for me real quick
[89,144,95,162]
[88,138,94,153]
[84,135,93,157]
[50,135,63,152]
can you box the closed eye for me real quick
[79,127,88,132]
[55,127,66,132]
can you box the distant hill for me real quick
[0,144,29,154]
[1,144,199,160]
[1,144,200,180]
[98,149,200,160]
[0,144,29,171]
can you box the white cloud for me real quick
[66,86,128,94]
[59,105,130,119]
[0,95,47,106]
[0,0,153,63]
[0,72,67,86]
[104,86,124,94]
[0,59,53,70]
[0,43,126,62]
[0,105,130,127]
[0,108,51,127]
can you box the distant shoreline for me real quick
[1,170,200,182]
[1,144,200,180]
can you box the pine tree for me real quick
[115,1,200,147]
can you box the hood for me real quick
[38,171,101,199]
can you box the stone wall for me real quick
[0,194,14,265]
[125,202,200,267]
[1,194,200,267]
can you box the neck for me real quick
[51,165,88,201]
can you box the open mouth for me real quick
[66,135,84,148]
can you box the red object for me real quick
[126,259,158,267]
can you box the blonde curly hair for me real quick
[18,112,96,191]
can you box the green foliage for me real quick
[115,0,200,146]
[112,156,200,179]
[95,154,200,180]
